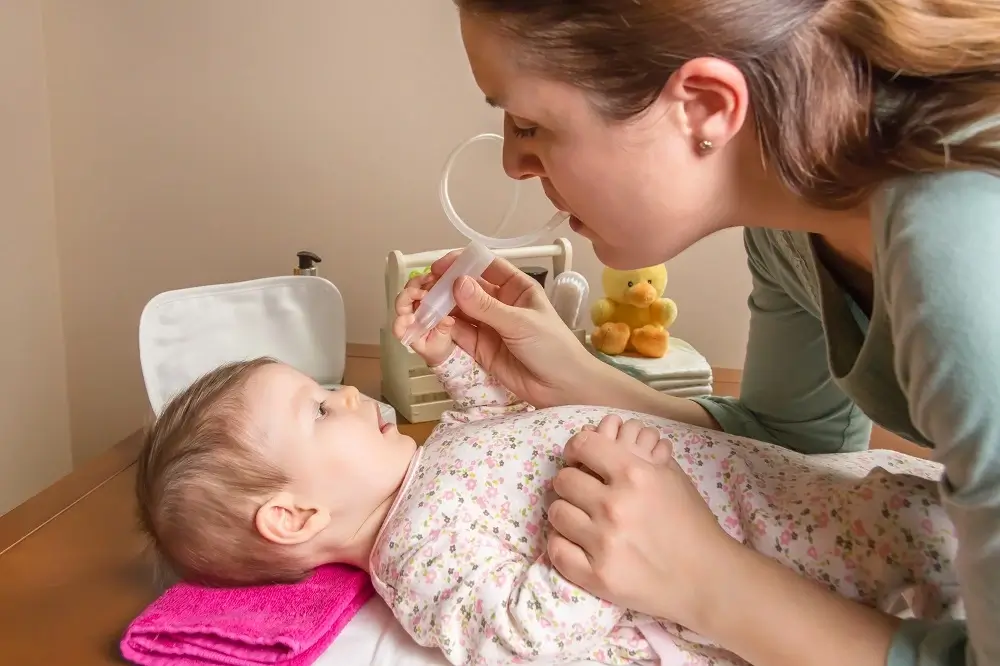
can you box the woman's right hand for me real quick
[429,251,608,408]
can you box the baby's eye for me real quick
[317,401,329,419]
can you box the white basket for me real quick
[380,238,584,423]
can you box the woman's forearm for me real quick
[696,540,900,666]
[585,360,724,431]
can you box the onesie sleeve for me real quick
[430,346,533,424]
[387,526,625,665]
[690,229,872,454]
[877,171,1000,666]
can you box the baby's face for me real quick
[244,363,416,561]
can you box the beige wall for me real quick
[0,0,73,514]
[1,1,750,510]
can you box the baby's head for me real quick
[136,358,416,587]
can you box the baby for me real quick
[136,278,962,666]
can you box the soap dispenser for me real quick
[294,250,322,276]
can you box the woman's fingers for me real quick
[615,418,644,446]
[651,438,674,465]
[597,414,623,440]
[547,497,599,552]
[562,430,633,484]
[447,278,504,326]
[546,530,595,591]
[552,465,606,517]
[636,425,662,458]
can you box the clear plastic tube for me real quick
[400,240,495,348]
[439,133,568,249]
[401,133,570,348]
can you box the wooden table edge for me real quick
[0,428,143,555]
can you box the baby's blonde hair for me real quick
[135,357,312,587]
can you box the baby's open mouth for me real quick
[377,409,393,434]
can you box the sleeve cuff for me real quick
[887,618,970,666]
[689,394,775,442]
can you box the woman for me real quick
[426,1,1000,666]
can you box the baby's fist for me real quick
[391,274,456,367]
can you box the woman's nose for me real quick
[501,133,545,181]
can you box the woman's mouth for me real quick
[568,215,591,237]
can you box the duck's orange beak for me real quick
[625,282,657,307]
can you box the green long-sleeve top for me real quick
[691,170,1000,666]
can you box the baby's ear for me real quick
[254,492,331,546]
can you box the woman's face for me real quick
[459,12,750,269]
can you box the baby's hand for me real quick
[392,273,456,367]
[581,415,673,465]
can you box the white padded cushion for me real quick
[139,276,347,416]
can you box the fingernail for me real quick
[458,276,475,299]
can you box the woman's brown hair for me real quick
[456,0,1000,209]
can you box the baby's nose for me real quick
[332,385,362,406]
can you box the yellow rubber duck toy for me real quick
[590,264,678,358]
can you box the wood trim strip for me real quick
[0,429,143,555]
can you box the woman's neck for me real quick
[735,153,874,273]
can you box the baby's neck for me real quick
[318,449,417,572]
[332,490,399,572]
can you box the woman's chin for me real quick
[592,240,668,270]
[569,217,667,269]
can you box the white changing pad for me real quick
[317,597,610,666]
[138,274,395,423]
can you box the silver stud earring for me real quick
[697,139,714,153]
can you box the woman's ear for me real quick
[254,492,331,546]
[663,56,749,153]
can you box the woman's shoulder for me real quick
[874,170,1000,260]
[872,170,1000,446]
[873,170,1000,333]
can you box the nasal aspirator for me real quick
[399,132,568,349]
[399,241,494,347]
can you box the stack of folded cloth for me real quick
[587,336,714,397]
[120,563,373,666]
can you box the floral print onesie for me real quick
[368,347,961,666]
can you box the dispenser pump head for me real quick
[295,250,322,275]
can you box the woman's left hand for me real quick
[546,419,737,632]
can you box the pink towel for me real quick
[120,564,374,666]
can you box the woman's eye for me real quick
[511,125,537,139]
[505,112,537,139]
